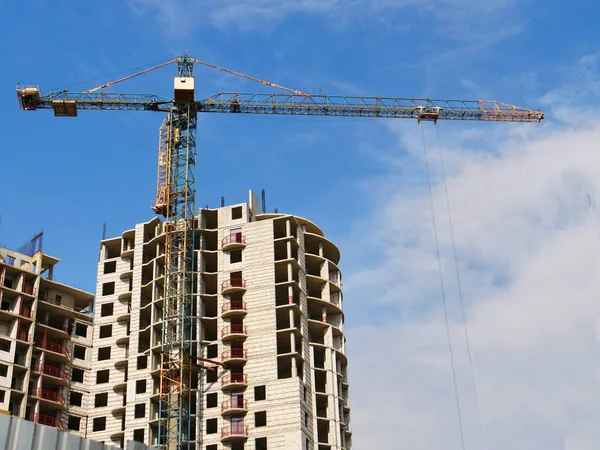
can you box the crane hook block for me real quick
[415,105,442,124]
[174,77,195,104]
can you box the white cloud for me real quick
[342,56,600,450]
[128,0,524,39]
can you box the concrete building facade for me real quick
[0,245,94,436]
[87,192,352,449]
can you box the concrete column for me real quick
[289,309,295,329]
[286,219,292,237]
[291,355,298,377]
[318,242,323,258]
[287,285,294,304]
[287,262,293,282]
[291,331,298,377]
[322,306,327,323]
[286,240,292,259]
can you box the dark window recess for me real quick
[136,380,147,394]
[206,446,218,450]
[230,250,242,264]
[255,411,267,427]
[95,393,108,407]
[254,385,266,401]
[133,429,144,443]
[137,355,147,370]
[67,415,81,431]
[96,370,110,384]
[99,325,112,338]
[74,323,87,338]
[256,437,268,450]
[73,345,86,360]
[206,418,218,434]
[102,282,115,296]
[93,417,106,432]
[98,347,111,361]
[0,390,5,403]
[103,261,116,274]
[0,364,8,377]
[206,393,218,408]
[206,370,217,383]
[72,368,84,383]
[134,403,146,418]
[0,339,11,352]
[100,303,114,317]
[206,344,218,359]
[70,391,83,406]
[232,206,243,220]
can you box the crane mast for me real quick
[15,56,544,450]
[155,55,197,449]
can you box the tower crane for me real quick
[16,55,544,450]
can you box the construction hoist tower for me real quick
[16,55,544,449]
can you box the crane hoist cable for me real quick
[434,124,488,450]
[420,123,467,450]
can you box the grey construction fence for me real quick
[0,413,150,450]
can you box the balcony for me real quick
[221,234,247,251]
[221,398,248,416]
[221,301,247,318]
[34,337,69,358]
[22,284,35,296]
[221,324,248,341]
[221,373,248,390]
[221,422,249,441]
[222,348,248,365]
[30,387,65,405]
[19,306,32,319]
[29,412,63,431]
[33,363,68,382]
[36,320,69,336]
[221,278,247,295]
[38,294,91,316]
[16,330,30,342]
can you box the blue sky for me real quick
[3,1,600,449]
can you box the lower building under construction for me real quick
[87,191,352,449]
[0,239,94,436]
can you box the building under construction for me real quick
[88,191,351,449]
[0,235,94,436]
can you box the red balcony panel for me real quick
[16,330,30,342]
[22,285,34,295]
[19,306,32,318]
[30,387,65,405]
[221,373,248,387]
[221,234,246,247]
[221,422,248,439]
[29,412,63,430]
[221,324,248,338]
[34,363,67,381]
[35,337,69,357]
[221,398,247,412]
[221,301,246,315]
[221,278,247,292]
[222,348,248,361]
